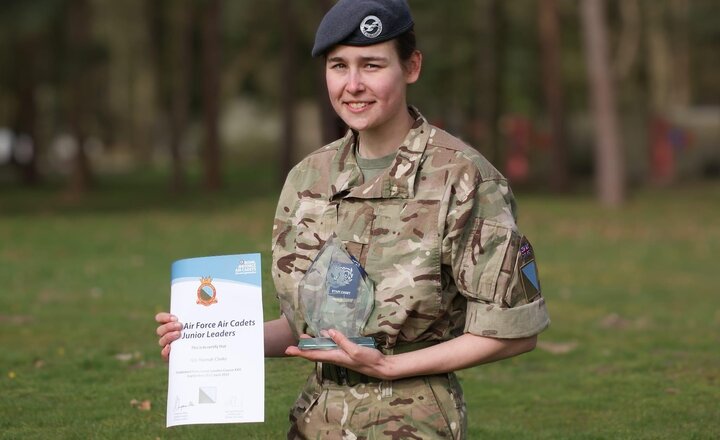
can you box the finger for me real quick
[161,344,171,362]
[155,312,177,324]
[159,330,181,347]
[285,345,339,363]
[298,333,312,339]
[285,346,346,363]
[327,330,359,356]
[156,321,182,337]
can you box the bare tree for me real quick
[538,0,569,191]
[280,0,297,182]
[166,2,192,193]
[476,0,505,165]
[67,0,94,194]
[201,0,222,191]
[13,35,40,185]
[317,0,346,146]
[580,0,625,206]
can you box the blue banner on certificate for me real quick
[167,254,264,427]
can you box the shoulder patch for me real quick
[519,236,541,302]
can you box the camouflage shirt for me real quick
[272,108,550,349]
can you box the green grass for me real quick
[1,170,719,439]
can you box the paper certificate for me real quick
[167,254,264,427]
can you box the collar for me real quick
[328,107,431,201]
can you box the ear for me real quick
[404,50,423,84]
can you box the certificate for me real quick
[167,254,264,427]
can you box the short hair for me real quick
[394,27,417,63]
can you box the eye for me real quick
[329,62,346,70]
[365,63,380,70]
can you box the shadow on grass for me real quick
[0,162,282,217]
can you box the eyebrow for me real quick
[327,56,389,64]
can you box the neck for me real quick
[356,108,414,159]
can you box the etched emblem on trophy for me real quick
[297,235,376,350]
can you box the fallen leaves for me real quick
[599,313,652,330]
[0,315,33,325]
[130,399,152,411]
[599,313,631,329]
[114,352,151,369]
[537,340,578,355]
[114,352,138,362]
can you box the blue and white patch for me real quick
[519,236,541,302]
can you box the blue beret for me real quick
[312,0,414,57]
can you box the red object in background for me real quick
[650,117,674,183]
[502,115,534,183]
[649,116,691,184]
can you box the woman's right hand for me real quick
[155,312,182,362]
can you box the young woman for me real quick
[156,1,549,438]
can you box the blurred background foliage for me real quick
[0,0,718,202]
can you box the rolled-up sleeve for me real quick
[448,178,550,339]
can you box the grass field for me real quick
[1,168,718,439]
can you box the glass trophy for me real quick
[297,235,376,350]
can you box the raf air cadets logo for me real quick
[196,276,217,306]
[360,15,382,39]
[328,264,354,288]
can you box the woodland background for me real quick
[0,0,718,201]
[1,1,719,439]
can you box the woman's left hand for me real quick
[284,330,393,380]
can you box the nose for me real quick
[346,70,365,94]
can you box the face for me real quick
[325,41,421,135]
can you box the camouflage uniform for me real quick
[272,108,550,439]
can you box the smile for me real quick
[345,102,373,111]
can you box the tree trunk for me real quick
[477,0,505,166]
[67,0,93,194]
[280,0,296,182]
[14,36,40,186]
[669,0,690,107]
[581,0,625,206]
[167,2,192,193]
[538,0,569,191]
[645,1,672,112]
[317,0,346,146]
[614,0,641,81]
[201,0,222,191]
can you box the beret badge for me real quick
[360,15,383,39]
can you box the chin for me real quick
[339,116,372,132]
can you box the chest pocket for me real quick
[365,200,442,343]
[272,198,337,337]
[335,201,375,267]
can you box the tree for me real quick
[66,0,94,194]
[475,0,505,165]
[200,0,222,191]
[580,0,625,206]
[12,34,40,185]
[147,0,192,193]
[280,0,296,182]
[0,0,63,186]
[538,0,569,191]
[317,0,346,146]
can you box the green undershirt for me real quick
[354,145,397,182]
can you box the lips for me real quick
[345,101,374,112]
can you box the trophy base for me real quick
[298,337,376,351]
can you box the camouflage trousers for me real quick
[288,367,466,440]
